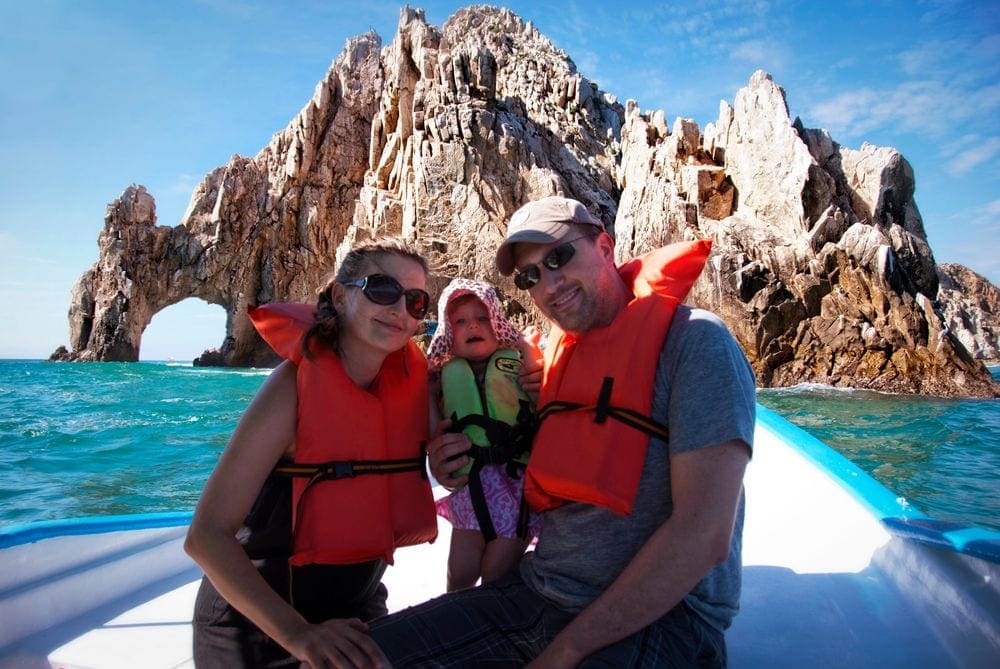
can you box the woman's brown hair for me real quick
[301,237,428,358]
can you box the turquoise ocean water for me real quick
[1,359,998,531]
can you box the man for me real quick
[370,195,755,667]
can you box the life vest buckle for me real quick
[316,461,355,479]
[334,461,356,479]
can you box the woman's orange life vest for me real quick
[247,303,438,566]
[524,239,712,516]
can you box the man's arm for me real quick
[528,438,750,668]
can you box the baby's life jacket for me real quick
[248,302,438,566]
[441,348,536,541]
[525,239,712,516]
[440,348,536,480]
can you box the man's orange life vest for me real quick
[524,239,711,516]
[248,303,438,566]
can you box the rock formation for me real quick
[57,6,998,397]
[937,264,1000,362]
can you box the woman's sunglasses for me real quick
[340,274,431,319]
[513,236,589,290]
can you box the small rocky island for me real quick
[53,6,998,397]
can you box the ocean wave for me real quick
[174,367,272,377]
[758,383,887,398]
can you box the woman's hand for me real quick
[292,618,388,669]
[427,419,471,489]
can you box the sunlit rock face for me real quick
[59,6,997,397]
[936,264,1000,363]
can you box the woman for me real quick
[185,237,437,668]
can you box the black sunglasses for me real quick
[340,274,431,319]
[513,236,590,290]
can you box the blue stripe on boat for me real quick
[0,512,193,549]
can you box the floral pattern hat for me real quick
[427,277,521,371]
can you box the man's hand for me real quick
[525,639,581,668]
[518,325,544,401]
[427,419,471,489]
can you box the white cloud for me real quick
[0,232,62,268]
[822,55,860,74]
[939,133,982,158]
[629,0,775,53]
[573,50,602,83]
[965,199,1000,230]
[896,39,962,76]
[729,38,787,76]
[945,137,1000,175]
[968,82,1000,116]
[936,200,1000,282]
[808,79,1000,140]
[0,280,64,296]
[945,199,1000,237]
[806,19,1000,143]
[194,0,263,21]
[170,173,202,195]
[917,0,965,24]
[979,33,1000,61]
[807,88,878,133]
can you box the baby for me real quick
[427,278,542,590]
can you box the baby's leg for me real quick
[481,536,531,583]
[447,528,485,591]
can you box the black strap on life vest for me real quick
[537,376,670,442]
[447,400,537,543]
[274,451,428,489]
[466,456,498,544]
[460,443,521,467]
[448,400,537,464]
[449,416,532,462]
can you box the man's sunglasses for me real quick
[513,236,590,290]
[340,274,431,319]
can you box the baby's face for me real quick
[448,297,499,362]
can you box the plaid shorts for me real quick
[369,572,726,668]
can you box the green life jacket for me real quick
[440,348,536,480]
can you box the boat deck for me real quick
[1,413,997,668]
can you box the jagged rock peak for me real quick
[55,6,998,397]
[937,264,1000,362]
[615,67,995,397]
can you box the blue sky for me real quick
[1,0,997,360]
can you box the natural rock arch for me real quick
[137,297,227,362]
[63,21,383,368]
[58,6,998,398]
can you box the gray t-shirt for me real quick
[519,306,756,632]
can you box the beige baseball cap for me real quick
[495,196,605,275]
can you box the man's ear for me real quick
[596,231,616,262]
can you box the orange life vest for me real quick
[248,303,438,566]
[524,239,712,515]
